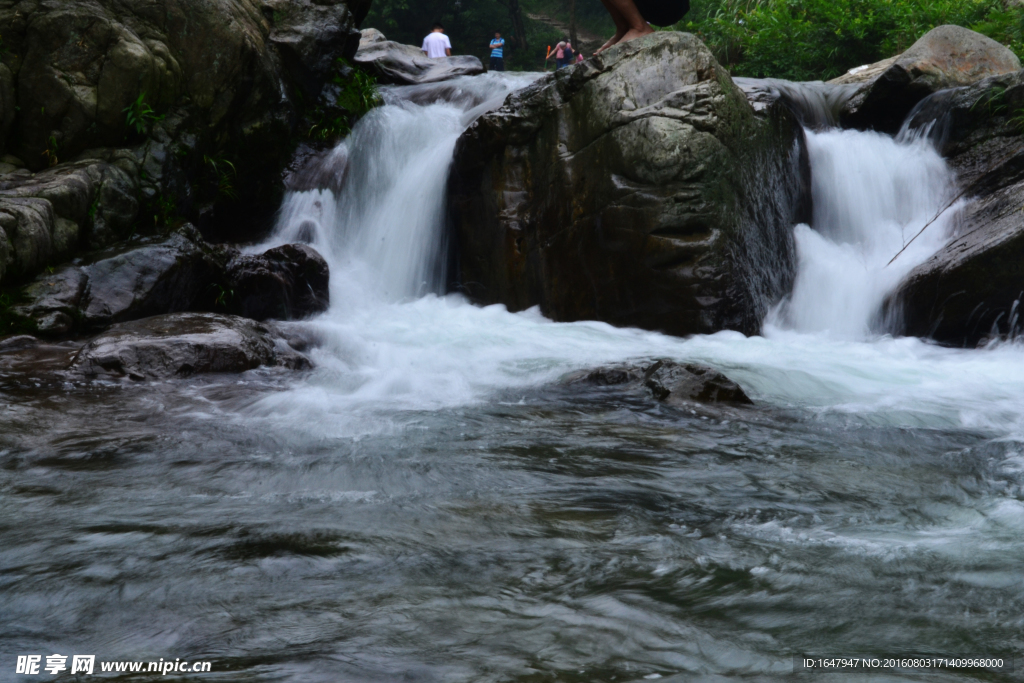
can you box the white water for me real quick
[258,74,1024,441]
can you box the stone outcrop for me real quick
[0,151,141,284]
[449,32,810,338]
[8,225,330,336]
[881,70,1024,346]
[225,243,330,321]
[834,25,1022,133]
[354,28,484,85]
[565,358,753,406]
[0,0,367,254]
[71,312,311,380]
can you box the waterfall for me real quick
[767,127,959,339]
[264,73,541,305]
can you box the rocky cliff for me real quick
[449,32,810,337]
[0,0,368,287]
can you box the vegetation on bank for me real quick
[363,0,1022,79]
[677,0,1024,81]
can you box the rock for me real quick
[78,230,227,329]
[10,226,331,336]
[881,70,1024,346]
[0,0,365,242]
[10,225,227,334]
[71,313,311,380]
[566,358,753,406]
[837,25,1021,133]
[354,29,485,85]
[449,32,810,338]
[0,153,142,283]
[225,244,330,321]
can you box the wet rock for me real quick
[449,32,810,338]
[566,358,753,406]
[881,70,1024,346]
[225,244,330,321]
[11,225,227,335]
[354,29,484,85]
[71,313,311,380]
[836,25,1021,133]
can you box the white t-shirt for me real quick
[422,32,452,59]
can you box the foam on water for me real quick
[256,73,1024,442]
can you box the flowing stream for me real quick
[2,73,1024,682]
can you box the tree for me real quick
[497,0,529,51]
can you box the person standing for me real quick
[422,23,452,58]
[563,41,575,67]
[489,32,506,71]
[552,41,567,69]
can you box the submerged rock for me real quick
[71,313,311,380]
[566,359,753,406]
[449,32,810,338]
[881,70,1024,346]
[354,28,484,85]
[835,25,1021,133]
[225,244,330,321]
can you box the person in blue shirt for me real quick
[489,32,505,71]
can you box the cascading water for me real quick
[8,72,1024,683]
[767,128,959,338]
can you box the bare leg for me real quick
[595,0,654,54]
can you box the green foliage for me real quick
[123,92,164,136]
[308,59,383,143]
[203,155,238,200]
[677,0,1024,81]
[151,194,179,227]
[213,284,234,310]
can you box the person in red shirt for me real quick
[595,0,690,54]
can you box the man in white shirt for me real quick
[421,24,452,59]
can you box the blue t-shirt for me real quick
[490,38,504,59]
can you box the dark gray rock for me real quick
[449,32,809,338]
[835,25,1021,133]
[225,243,330,321]
[354,29,484,85]
[71,312,311,380]
[566,358,753,406]
[10,225,227,335]
[881,70,1024,346]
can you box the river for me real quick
[1,72,1023,682]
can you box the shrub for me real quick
[677,0,1023,81]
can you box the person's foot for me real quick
[617,24,655,45]
[594,29,626,55]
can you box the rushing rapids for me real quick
[2,72,1024,682]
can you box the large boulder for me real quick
[354,28,484,85]
[9,226,332,336]
[881,70,1024,346]
[0,151,141,283]
[835,25,1021,133]
[10,226,228,335]
[225,243,330,321]
[0,0,366,242]
[448,32,810,337]
[71,313,311,380]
